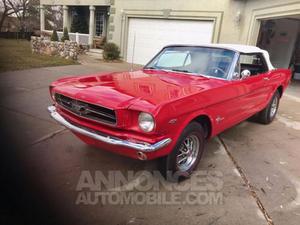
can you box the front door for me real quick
[235,53,270,119]
[95,10,106,37]
[213,53,270,134]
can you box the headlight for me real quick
[138,112,155,132]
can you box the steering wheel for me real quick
[210,66,226,77]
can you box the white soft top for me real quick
[167,43,275,70]
[210,44,264,53]
[210,44,274,70]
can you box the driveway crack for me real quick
[217,135,274,225]
[30,127,66,146]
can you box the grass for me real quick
[0,38,78,73]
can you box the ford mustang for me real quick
[48,44,291,179]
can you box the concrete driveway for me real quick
[0,63,299,225]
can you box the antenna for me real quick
[131,32,136,72]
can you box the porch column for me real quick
[63,5,69,29]
[40,5,45,31]
[89,5,95,47]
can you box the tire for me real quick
[257,91,280,124]
[159,122,205,182]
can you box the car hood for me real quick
[52,69,222,112]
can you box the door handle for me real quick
[263,77,270,81]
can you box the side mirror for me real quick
[241,69,251,79]
[232,72,240,80]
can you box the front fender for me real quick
[152,106,214,158]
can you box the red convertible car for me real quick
[48,44,291,179]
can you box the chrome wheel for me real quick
[270,96,278,118]
[176,134,200,172]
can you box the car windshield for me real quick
[144,46,236,79]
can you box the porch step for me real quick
[86,48,103,59]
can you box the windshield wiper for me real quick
[144,67,192,74]
[144,66,159,70]
[171,69,191,73]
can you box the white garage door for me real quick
[126,18,214,65]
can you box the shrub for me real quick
[103,42,120,60]
[51,29,59,42]
[61,27,70,42]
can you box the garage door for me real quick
[126,18,214,65]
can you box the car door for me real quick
[235,53,270,119]
[210,53,273,135]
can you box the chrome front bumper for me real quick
[47,106,171,152]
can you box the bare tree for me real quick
[0,0,15,31]
[7,0,29,32]
[0,0,39,33]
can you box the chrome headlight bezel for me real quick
[50,87,56,101]
[51,92,56,101]
[138,112,155,132]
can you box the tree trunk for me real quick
[0,11,8,32]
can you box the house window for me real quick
[95,11,105,36]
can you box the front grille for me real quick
[55,93,116,125]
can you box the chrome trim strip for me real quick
[47,106,172,152]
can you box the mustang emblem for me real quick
[71,100,88,115]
